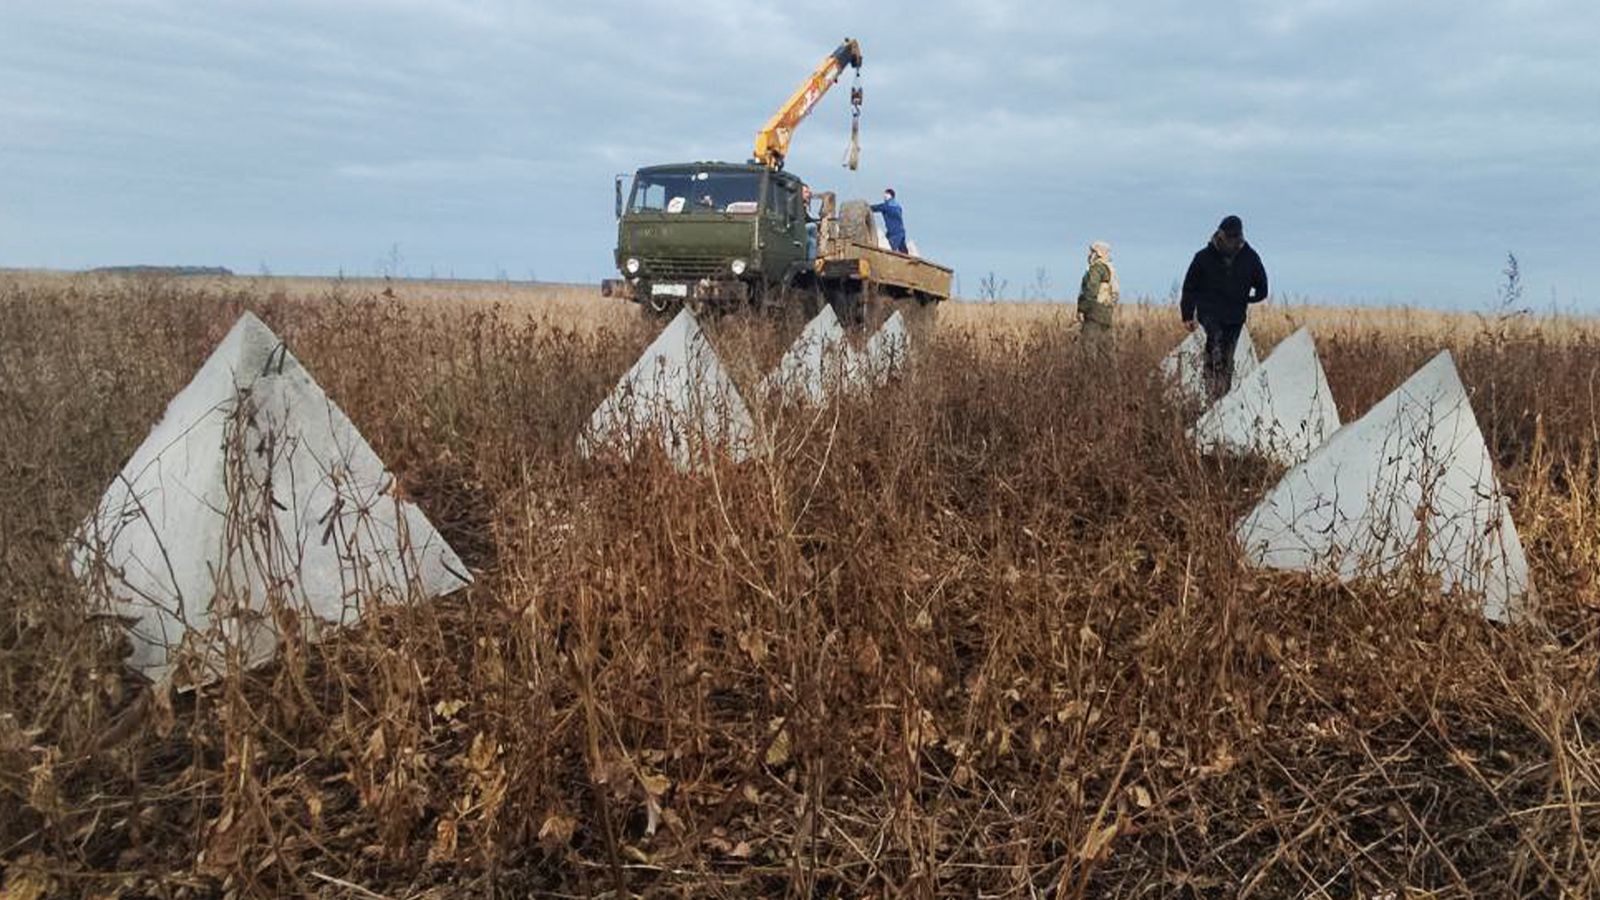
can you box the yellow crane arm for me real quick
[753,38,863,171]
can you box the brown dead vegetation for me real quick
[2,273,1598,898]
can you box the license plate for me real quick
[651,283,688,298]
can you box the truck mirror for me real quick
[614,174,626,220]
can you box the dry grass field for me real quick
[3,271,1599,897]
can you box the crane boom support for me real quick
[753,38,863,170]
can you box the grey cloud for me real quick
[1,0,1595,305]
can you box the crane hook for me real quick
[843,75,863,171]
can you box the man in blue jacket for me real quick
[870,188,909,254]
[1180,215,1268,400]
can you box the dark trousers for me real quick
[1200,317,1244,401]
[888,232,908,254]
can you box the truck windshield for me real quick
[630,170,762,215]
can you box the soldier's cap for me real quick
[1218,215,1244,237]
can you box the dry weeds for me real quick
[2,272,1598,898]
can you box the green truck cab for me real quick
[605,162,812,313]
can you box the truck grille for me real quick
[640,255,727,280]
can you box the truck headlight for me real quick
[730,258,748,276]
[625,257,641,274]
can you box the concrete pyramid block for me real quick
[1161,325,1260,402]
[73,313,471,685]
[864,311,909,386]
[1235,350,1533,622]
[580,307,756,471]
[1191,328,1340,466]
[759,304,861,406]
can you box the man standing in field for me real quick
[1078,241,1119,343]
[870,188,909,254]
[1181,215,1268,399]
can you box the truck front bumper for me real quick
[602,277,753,305]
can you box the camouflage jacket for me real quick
[1078,261,1115,325]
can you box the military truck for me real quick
[601,162,950,324]
[598,39,952,326]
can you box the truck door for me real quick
[764,178,805,282]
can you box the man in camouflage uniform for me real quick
[1078,241,1119,345]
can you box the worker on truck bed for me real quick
[1181,215,1269,400]
[1077,241,1119,341]
[870,188,909,254]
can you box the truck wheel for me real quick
[801,285,825,319]
[747,281,774,313]
[785,281,825,319]
[827,285,865,328]
[902,294,941,341]
[836,200,880,247]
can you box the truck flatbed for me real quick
[818,240,953,302]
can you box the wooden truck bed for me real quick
[818,240,953,301]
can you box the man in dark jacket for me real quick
[1180,215,1268,399]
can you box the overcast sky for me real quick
[2,1,1596,308]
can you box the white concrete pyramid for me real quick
[1161,325,1260,402]
[579,307,756,471]
[864,311,910,386]
[1235,350,1533,622]
[73,313,471,684]
[759,304,861,405]
[1191,328,1341,466]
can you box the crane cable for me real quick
[843,71,863,171]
